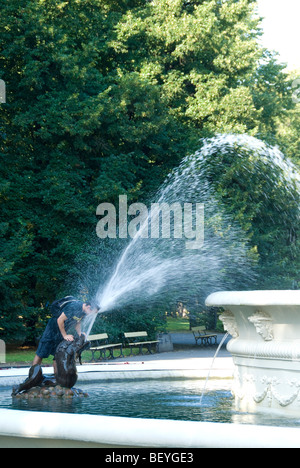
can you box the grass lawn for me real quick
[5,347,53,366]
[166,316,190,332]
[4,345,145,365]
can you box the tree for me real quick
[0,0,185,342]
[248,52,295,146]
[111,0,263,135]
[0,0,297,342]
[274,69,300,164]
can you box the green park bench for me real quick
[191,326,218,347]
[124,331,159,356]
[88,333,123,361]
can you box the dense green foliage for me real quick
[0,0,299,343]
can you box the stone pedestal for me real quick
[157,333,174,353]
[206,291,300,415]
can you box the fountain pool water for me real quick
[1,369,300,447]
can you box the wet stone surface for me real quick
[12,385,89,400]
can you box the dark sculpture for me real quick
[55,335,90,389]
[12,364,44,396]
[12,335,90,397]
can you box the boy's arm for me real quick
[75,322,82,336]
[57,313,74,341]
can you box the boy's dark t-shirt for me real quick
[41,300,85,343]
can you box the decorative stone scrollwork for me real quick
[248,310,274,341]
[234,374,300,408]
[219,310,239,338]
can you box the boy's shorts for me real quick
[36,338,62,359]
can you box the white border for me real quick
[0,408,300,448]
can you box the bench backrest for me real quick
[88,333,108,342]
[124,331,148,339]
[192,326,206,334]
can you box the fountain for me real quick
[206,290,300,416]
[1,135,300,447]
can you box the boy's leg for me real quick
[35,338,61,376]
[32,354,43,366]
[34,340,56,368]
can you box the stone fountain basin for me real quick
[0,358,233,387]
[206,290,300,415]
[1,407,300,448]
[0,356,299,447]
[0,358,237,448]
